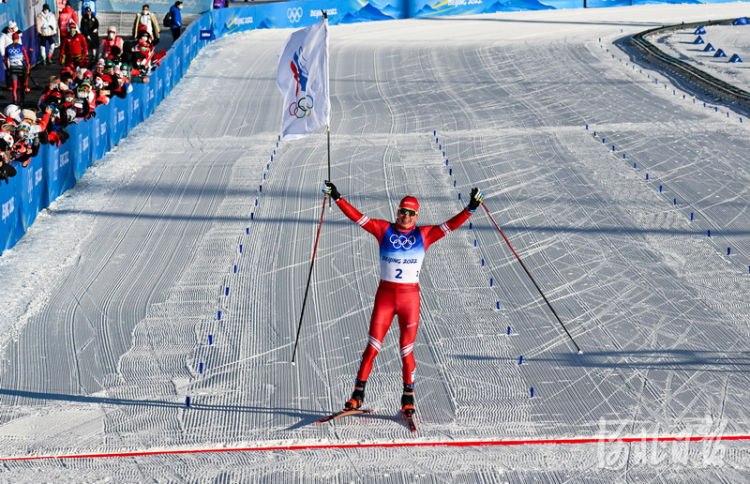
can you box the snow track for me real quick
[2,4,750,481]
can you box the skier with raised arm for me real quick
[322,181,483,426]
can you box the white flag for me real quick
[277,18,330,140]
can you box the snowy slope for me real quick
[1,3,750,481]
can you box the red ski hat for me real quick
[399,196,419,212]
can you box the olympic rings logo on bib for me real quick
[389,234,416,250]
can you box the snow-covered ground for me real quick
[2,3,750,481]
[653,22,750,90]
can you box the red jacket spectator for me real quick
[100,27,124,60]
[60,26,89,67]
[59,4,79,38]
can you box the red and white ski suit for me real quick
[336,198,472,384]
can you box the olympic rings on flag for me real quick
[389,234,416,250]
[288,95,314,119]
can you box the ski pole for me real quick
[481,201,582,354]
[291,193,329,363]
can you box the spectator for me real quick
[169,1,183,41]
[59,1,79,39]
[133,4,160,45]
[100,25,124,62]
[0,20,21,57]
[36,4,58,64]
[4,33,30,104]
[80,7,100,58]
[60,22,88,68]
[81,0,97,16]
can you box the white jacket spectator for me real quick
[36,7,58,37]
[0,21,21,56]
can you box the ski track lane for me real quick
[2,4,750,480]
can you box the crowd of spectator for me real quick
[0,1,184,184]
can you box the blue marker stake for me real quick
[612,146,615,151]
[218,310,222,320]
[602,138,606,144]
[445,159,449,166]
[673,198,677,205]
[443,151,446,157]
[530,387,535,398]
[481,258,485,266]
[507,326,511,335]
[251,213,254,220]
[246,228,249,234]
[185,396,191,407]
[449,168,452,176]
[490,277,494,287]
[469,222,473,230]
[633,162,637,168]
[457,191,461,198]
[233,265,237,273]
[646,173,649,180]
[707,230,711,237]
[208,334,213,345]
[727,247,731,255]
[690,212,694,221]
[659,185,663,192]
[496,301,501,310]
[453,180,457,187]
[623,154,626,159]
[474,239,477,247]
[239,244,243,253]
[519,355,524,365]
[199,362,204,374]
[585,124,589,130]
[259,185,262,192]
[225,287,229,296]
[433,130,437,136]
[255,199,258,206]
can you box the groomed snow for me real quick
[1,3,750,481]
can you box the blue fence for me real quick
[0,0,743,254]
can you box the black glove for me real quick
[467,187,484,212]
[323,180,341,201]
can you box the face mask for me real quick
[143,10,148,14]
[141,37,148,42]
[108,33,115,39]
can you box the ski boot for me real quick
[344,379,366,410]
[401,383,415,417]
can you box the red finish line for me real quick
[2,434,750,462]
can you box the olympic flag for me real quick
[277,18,330,140]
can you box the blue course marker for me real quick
[185,396,191,408]
[199,362,204,374]
[490,277,494,287]
[218,310,222,320]
[208,334,214,345]
[530,387,535,398]
[225,287,229,296]
[507,326,511,335]
[496,301,501,310]
[233,265,238,273]
[519,355,524,365]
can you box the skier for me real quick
[323,181,483,418]
[4,33,30,105]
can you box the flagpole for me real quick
[326,125,332,208]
